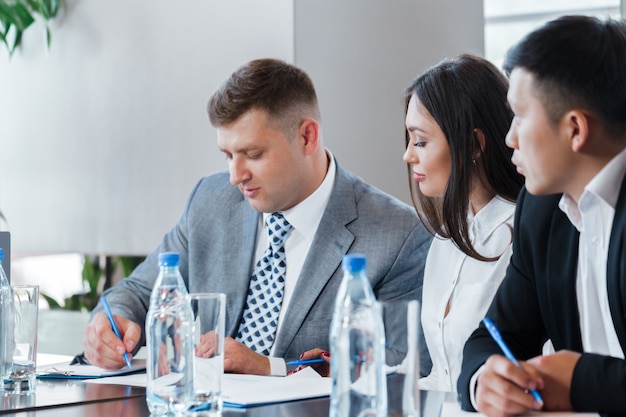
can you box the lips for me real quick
[242,187,260,198]
[511,157,524,175]
[412,172,426,182]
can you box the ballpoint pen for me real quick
[101,295,133,369]
[482,317,543,405]
[286,358,327,366]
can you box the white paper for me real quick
[85,365,331,407]
[36,359,146,378]
[221,366,331,407]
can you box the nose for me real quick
[505,121,518,150]
[403,142,418,164]
[229,156,250,186]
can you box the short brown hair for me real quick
[208,58,320,138]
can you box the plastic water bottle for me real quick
[329,254,387,417]
[0,248,14,390]
[146,252,194,416]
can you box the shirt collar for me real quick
[559,146,626,231]
[263,149,336,240]
[469,195,516,244]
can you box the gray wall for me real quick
[0,0,483,255]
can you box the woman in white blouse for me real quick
[403,54,524,392]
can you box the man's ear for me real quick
[563,110,589,153]
[300,118,320,155]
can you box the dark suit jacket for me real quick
[96,159,433,367]
[458,180,626,416]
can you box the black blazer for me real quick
[458,178,626,417]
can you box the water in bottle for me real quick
[146,252,194,415]
[329,254,387,417]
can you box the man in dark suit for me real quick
[458,16,626,417]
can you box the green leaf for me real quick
[118,255,146,278]
[82,255,103,297]
[26,0,50,20]
[5,2,35,30]
[49,0,58,16]
[41,293,62,309]
[9,28,22,56]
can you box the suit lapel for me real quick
[273,163,356,356]
[224,197,260,337]
[607,172,626,350]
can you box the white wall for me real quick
[295,0,484,203]
[0,0,483,255]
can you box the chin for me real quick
[525,182,552,196]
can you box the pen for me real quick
[101,295,132,369]
[286,358,326,366]
[482,317,543,405]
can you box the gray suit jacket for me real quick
[98,159,432,366]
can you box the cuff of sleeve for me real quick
[268,356,287,376]
[469,364,486,410]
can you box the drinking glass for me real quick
[186,293,226,416]
[3,285,39,393]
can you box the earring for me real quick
[472,159,477,166]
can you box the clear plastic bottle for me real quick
[145,252,194,416]
[0,248,14,390]
[329,254,387,417]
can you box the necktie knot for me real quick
[266,212,292,249]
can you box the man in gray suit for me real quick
[83,58,432,376]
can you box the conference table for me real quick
[0,375,452,417]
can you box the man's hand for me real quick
[195,330,220,358]
[476,354,544,417]
[527,350,579,411]
[83,312,141,369]
[223,337,270,375]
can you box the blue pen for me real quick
[286,358,326,366]
[101,295,132,369]
[482,318,543,405]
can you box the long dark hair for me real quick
[405,54,524,261]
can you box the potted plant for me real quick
[38,254,145,355]
[0,0,60,57]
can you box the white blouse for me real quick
[419,196,516,392]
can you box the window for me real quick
[484,0,621,67]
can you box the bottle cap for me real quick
[158,252,180,267]
[342,254,366,273]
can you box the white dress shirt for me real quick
[256,151,336,375]
[559,146,626,359]
[420,196,515,392]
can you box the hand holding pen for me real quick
[101,295,133,369]
[481,318,544,410]
[288,348,331,376]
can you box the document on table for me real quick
[221,367,331,407]
[441,400,600,417]
[36,358,146,379]
[86,366,331,408]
